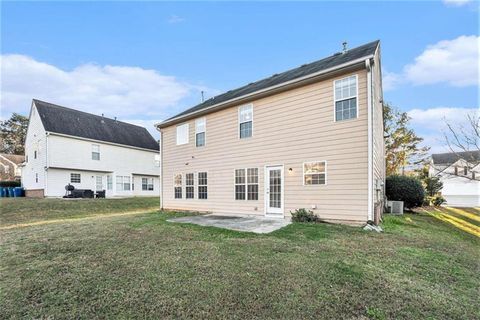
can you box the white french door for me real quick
[265,165,284,216]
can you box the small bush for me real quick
[291,208,320,223]
[0,181,21,188]
[386,175,425,209]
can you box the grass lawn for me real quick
[1,199,479,319]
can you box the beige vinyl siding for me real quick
[162,69,369,223]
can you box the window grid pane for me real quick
[198,172,207,199]
[240,121,252,138]
[303,162,326,185]
[71,173,81,183]
[196,132,205,147]
[174,174,182,199]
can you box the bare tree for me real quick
[442,111,480,180]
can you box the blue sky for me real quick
[1,1,478,152]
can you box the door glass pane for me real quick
[96,176,103,190]
[269,169,281,208]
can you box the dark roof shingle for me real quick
[432,151,480,165]
[162,40,379,124]
[33,100,159,151]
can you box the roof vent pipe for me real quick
[342,41,348,54]
[201,91,205,103]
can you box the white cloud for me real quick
[167,15,185,24]
[404,35,479,87]
[382,70,403,91]
[408,107,479,153]
[0,54,210,122]
[443,0,473,7]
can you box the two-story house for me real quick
[156,40,385,225]
[430,151,480,207]
[22,99,160,198]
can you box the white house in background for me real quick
[22,99,160,198]
[430,151,480,207]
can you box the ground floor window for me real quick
[174,174,182,199]
[96,176,103,191]
[304,161,326,185]
[107,175,113,190]
[186,173,194,199]
[235,168,258,200]
[198,172,207,199]
[71,173,81,183]
[142,177,154,191]
[116,176,131,191]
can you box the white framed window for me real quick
[142,177,154,191]
[186,173,194,198]
[238,104,253,139]
[303,161,327,185]
[71,173,81,183]
[96,176,103,191]
[107,175,113,190]
[195,118,206,147]
[92,144,100,160]
[235,168,258,200]
[174,174,182,199]
[176,123,189,145]
[334,75,358,121]
[198,172,208,199]
[116,176,131,191]
[154,154,160,167]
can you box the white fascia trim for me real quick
[46,132,159,153]
[366,59,374,222]
[158,55,374,127]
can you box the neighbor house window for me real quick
[464,166,468,175]
[107,175,113,190]
[334,75,357,121]
[454,166,458,175]
[116,176,131,191]
[303,162,326,185]
[154,154,160,167]
[186,173,194,198]
[195,118,206,147]
[35,173,38,183]
[174,174,182,199]
[176,123,189,145]
[92,144,100,160]
[235,168,258,200]
[198,172,208,199]
[34,150,37,159]
[71,173,81,183]
[239,104,253,138]
[142,177,154,191]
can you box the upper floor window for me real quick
[304,161,326,185]
[195,118,206,147]
[176,123,189,145]
[334,75,357,121]
[71,173,81,183]
[154,154,160,167]
[239,104,253,139]
[34,151,37,159]
[142,177,154,191]
[92,144,100,160]
[174,174,182,199]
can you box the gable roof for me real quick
[432,151,480,165]
[159,40,379,127]
[33,99,159,151]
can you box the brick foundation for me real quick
[25,189,44,198]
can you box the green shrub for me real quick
[386,175,425,209]
[291,208,319,223]
[0,181,21,188]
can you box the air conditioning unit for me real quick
[387,201,404,215]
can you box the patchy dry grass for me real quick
[1,199,479,319]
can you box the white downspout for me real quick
[366,59,374,222]
[160,131,164,210]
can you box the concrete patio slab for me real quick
[168,214,291,234]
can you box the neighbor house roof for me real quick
[431,151,480,165]
[0,154,25,165]
[158,40,379,127]
[33,99,159,151]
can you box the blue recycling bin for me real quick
[8,187,14,197]
[14,187,24,197]
[1,187,8,197]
